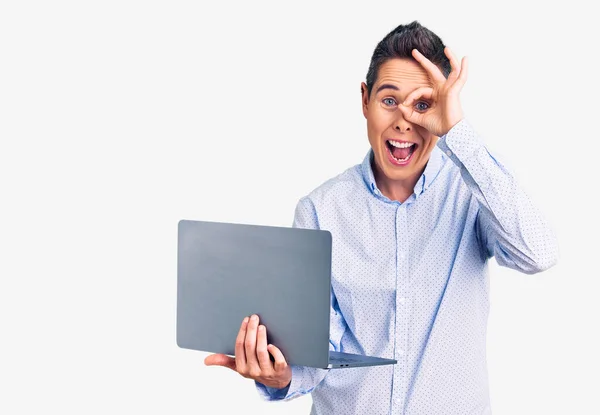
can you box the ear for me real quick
[360,82,369,118]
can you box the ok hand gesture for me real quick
[398,47,468,138]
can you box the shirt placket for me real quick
[392,203,410,414]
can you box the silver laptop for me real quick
[176,219,397,369]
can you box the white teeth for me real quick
[387,140,415,149]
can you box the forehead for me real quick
[374,58,433,93]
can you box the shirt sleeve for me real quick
[254,196,348,401]
[436,118,559,274]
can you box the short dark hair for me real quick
[365,21,451,98]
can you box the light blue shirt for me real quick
[255,118,558,414]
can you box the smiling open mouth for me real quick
[385,140,418,164]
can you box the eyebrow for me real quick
[374,84,400,95]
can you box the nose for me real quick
[393,111,412,132]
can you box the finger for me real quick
[204,353,237,371]
[256,324,273,372]
[454,55,468,89]
[235,316,249,371]
[411,49,446,85]
[444,47,461,81]
[244,314,260,371]
[398,102,427,128]
[402,86,433,108]
[268,344,288,373]
[401,86,433,128]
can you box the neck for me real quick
[372,161,424,204]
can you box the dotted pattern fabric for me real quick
[255,118,558,414]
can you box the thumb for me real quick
[204,353,237,371]
[398,103,425,127]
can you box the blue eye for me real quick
[382,98,397,107]
[416,101,430,111]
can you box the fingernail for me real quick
[251,314,258,321]
[243,316,249,323]
[259,325,265,331]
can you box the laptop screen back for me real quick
[177,219,332,368]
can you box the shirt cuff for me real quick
[255,380,290,400]
[254,365,301,401]
[436,118,485,162]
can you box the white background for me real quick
[1,1,598,414]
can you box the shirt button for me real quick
[395,398,401,405]
[397,349,405,356]
[398,297,406,304]
[446,149,452,156]
[399,251,406,259]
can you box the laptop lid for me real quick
[176,219,332,368]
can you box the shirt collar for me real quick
[361,148,379,196]
[414,145,445,197]
[361,145,446,200]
